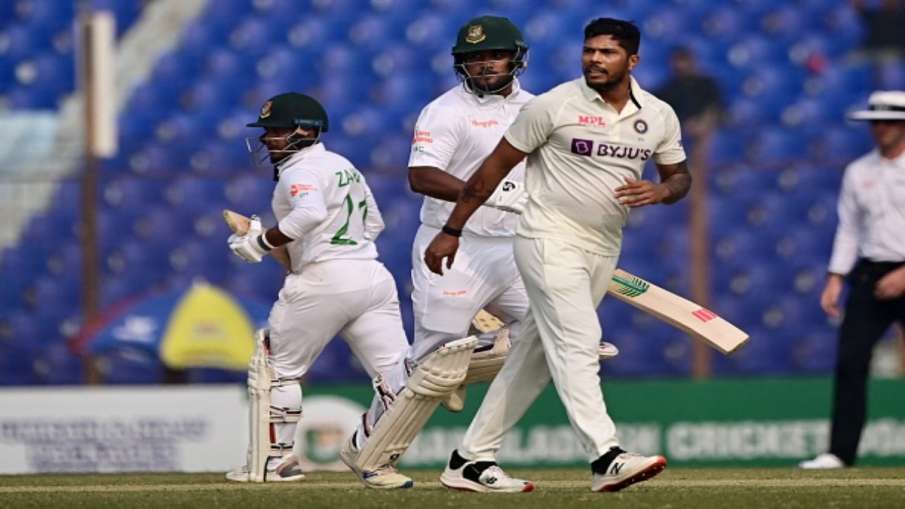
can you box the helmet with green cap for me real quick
[245,92,329,175]
[451,16,528,96]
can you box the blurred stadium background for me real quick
[1,0,904,475]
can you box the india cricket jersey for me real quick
[409,80,535,237]
[504,76,686,255]
[272,143,382,272]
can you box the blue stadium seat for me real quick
[225,174,274,213]
[34,342,84,385]
[792,329,838,372]
[169,239,229,285]
[0,0,886,382]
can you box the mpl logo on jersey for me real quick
[578,115,606,127]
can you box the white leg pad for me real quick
[463,328,511,385]
[245,329,302,483]
[352,336,477,472]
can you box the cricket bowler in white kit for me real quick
[426,18,692,493]
[224,93,411,488]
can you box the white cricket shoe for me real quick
[591,448,666,492]
[339,433,414,489]
[225,454,305,482]
[599,341,619,359]
[799,453,845,469]
[440,450,535,493]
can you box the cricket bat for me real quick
[223,209,292,272]
[607,269,749,354]
[223,210,749,354]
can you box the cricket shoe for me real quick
[799,453,845,469]
[225,454,305,482]
[599,340,619,359]
[440,449,535,493]
[591,447,666,492]
[339,433,414,489]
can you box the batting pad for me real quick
[353,336,478,472]
[462,328,511,385]
[247,330,272,483]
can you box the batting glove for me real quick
[228,217,272,263]
[484,179,526,214]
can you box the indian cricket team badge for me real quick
[260,100,273,119]
[465,24,486,44]
[633,119,648,134]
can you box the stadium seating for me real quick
[0,0,891,384]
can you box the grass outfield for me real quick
[2,468,905,509]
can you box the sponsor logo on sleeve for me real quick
[290,183,316,197]
[412,130,433,144]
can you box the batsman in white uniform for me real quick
[224,93,411,488]
[426,18,692,493]
[407,15,535,365]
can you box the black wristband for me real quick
[442,225,462,237]
[256,234,274,252]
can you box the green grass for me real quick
[2,468,905,509]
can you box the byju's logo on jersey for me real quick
[570,138,652,161]
[571,138,594,156]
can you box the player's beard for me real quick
[583,65,628,93]
[465,67,514,95]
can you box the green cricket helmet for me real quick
[246,93,329,176]
[246,92,329,132]
[451,16,528,95]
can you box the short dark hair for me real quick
[584,18,641,55]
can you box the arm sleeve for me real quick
[408,104,460,169]
[653,104,687,165]
[276,170,328,240]
[503,95,556,154]
[361,182,385,241]
[828,167,861,275]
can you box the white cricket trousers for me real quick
[267,258,408,381]
[459,236,620,462]
[409,224,529,361]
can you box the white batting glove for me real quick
[484,179,526,214]
[228,217,272,263]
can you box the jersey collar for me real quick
[276,142,326,178]
[579,76,645,114]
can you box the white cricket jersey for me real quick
[504,76,686,255]
[272,143,383,272]
[409,80,535,237]
[828,149,905,275]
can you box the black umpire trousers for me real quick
[829,259,905,465]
